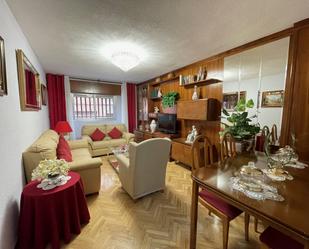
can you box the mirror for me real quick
[16,49,41,111]
[222,37,290,138]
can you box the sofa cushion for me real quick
[106,124,127,133]
[57,135,72,162]
[71,148,92,161]
[108,127,123,139]
[82,125,106,136]
[90,128,105,141]
[91,139,126,150]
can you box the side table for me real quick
[16,171,90,249]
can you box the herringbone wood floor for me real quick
[62,157,261,249]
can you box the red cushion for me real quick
[56,135,72,162]
[199,189,242,219]
[90,128,105,141]
[108,127,123,139]
[260,227,304,249]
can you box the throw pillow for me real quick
[108,127,123,139]
[57,135,73,162]
[90,128,105,141]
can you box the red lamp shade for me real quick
[54,121,73,133]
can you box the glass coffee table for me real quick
[107,145,129,172]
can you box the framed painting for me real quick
[261,90,284,107]
[0,36,7,96]
[41,83,47,105]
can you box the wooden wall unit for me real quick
[281,19,309,162]
[137,18,309,161]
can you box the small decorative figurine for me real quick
[154,106,159,113]
[150,120,157,133]
[185,125,198,144]
[145,123,150,132]
[158,88,162,98]
[192,85,199,100]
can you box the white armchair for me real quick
[115,138,171,200]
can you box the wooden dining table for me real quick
[190,152,309,249]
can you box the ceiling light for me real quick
[110,51,140,72]
[102,41,147,72]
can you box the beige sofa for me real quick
[116,138,171,200]
[81,124,135,157]
[23,129,102,195]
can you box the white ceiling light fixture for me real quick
[111,50,140,72]
[102,41,147,72]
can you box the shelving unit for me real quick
[150,76,180,86]
[181,78,222,87]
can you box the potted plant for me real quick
[221,98,260,152]
[162,91,179,114]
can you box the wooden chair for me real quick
[191,135,249,249]
[220,131,237,161]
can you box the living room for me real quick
[1,0,309,249]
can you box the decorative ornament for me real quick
[150,120,157,133]
[192,85,199,100]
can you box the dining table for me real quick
[190,152,309,249]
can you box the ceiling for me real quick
[6,0,309,83]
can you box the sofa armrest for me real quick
[68,139,88,150]
[123,132,135,144]
[82,135,93,145]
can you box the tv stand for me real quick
[134,130,180,143]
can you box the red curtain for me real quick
[126,83,137,133]
[46,74,67,129]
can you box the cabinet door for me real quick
[183,146,193,166]
[171,142,184,162]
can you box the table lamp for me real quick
[54,121,73,137]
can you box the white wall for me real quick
[0,1,49,248]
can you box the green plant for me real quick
[162,91,179,108]
[221,98,260,140]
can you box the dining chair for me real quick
[191,135,250,249]
[220,131,237,161]
[260,226,304,249]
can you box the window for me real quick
[73,94,114,119]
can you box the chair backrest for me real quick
[191,135,216,170]
[128,138,171,192]
[220,131,236,161]
[271,124,278,143]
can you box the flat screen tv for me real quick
[157,113,177,134]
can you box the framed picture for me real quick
[41,83,47,105]
[223,91,246,111]
[0,36,7,96]
[261,90,284,107]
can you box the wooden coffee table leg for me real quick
[190,180,199,249]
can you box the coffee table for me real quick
[107,145,129,172]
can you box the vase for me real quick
[162,105,177,114]
[150,120,157,133]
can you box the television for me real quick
[157,113,177,134]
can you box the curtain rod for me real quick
[69,77,123,85]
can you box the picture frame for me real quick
[223,91,246,111]
[261,90,284,107]
[0,36,7,96]
[41,83,47,105]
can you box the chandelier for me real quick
[110,51,140,72]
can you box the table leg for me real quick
[190,180,199,249]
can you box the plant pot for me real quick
[162,105,177,114]
[235,138,255,153]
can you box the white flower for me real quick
[31,159,70,181]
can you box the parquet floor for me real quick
[62,157,261,249]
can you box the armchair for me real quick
[115,138,171,200]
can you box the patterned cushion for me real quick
[260,226,304,249]
[199,189,242,219]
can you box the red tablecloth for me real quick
[16,172,90,249]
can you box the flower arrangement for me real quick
[31,159,70,181]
